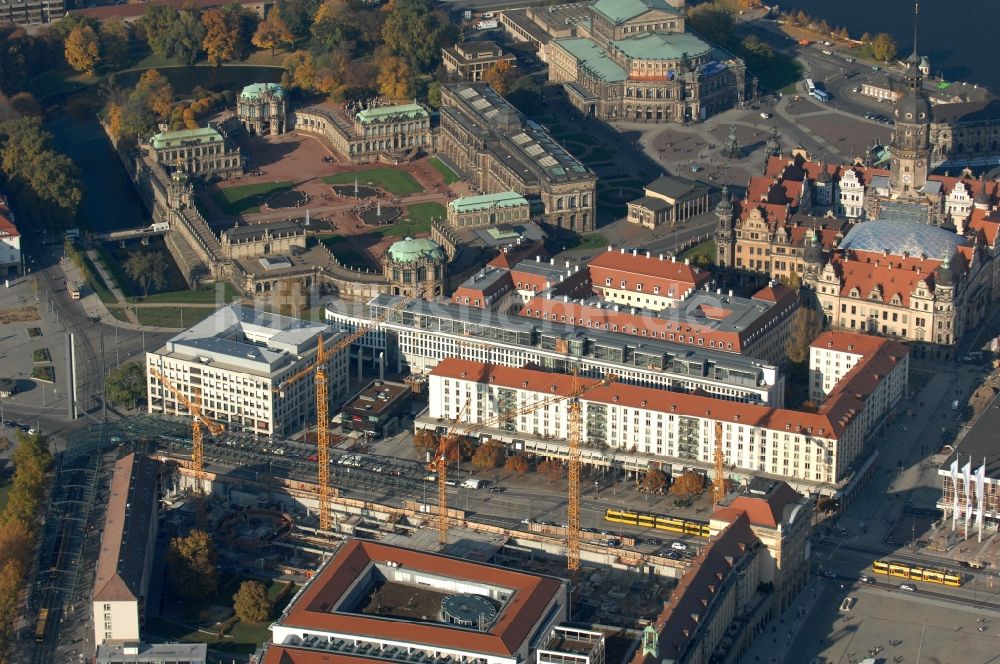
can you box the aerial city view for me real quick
[2,0,1000,661]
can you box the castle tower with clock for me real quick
[888,2,932,198]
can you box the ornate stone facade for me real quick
[238,83,288,136]
[292,101,432,164]
[439,82,596,232]
[381,237,447,298]
[545,0,749,122]
[147,125,244,180]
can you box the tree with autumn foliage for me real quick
[413,429,437,456]
[482,60,515,95]
[252,8,295,54]
[471,440,504,471]
[537,459,565,481]
[167,530,217,601]
[64,25,101,73]
[377,53,413,99]
[670,470,705,496]
[504,455,529,477]
[641,469,668,494]
[202,8,242,65]
[785,306,823,364]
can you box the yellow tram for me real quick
[604,508,712,537]
[872,559,963,587]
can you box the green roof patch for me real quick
[355,103,429,125]
[591,0,676,25]
[239,82,285,100]
[554,38,628,82]
[386,237,446,263]
[449,191,530,214]
[610,32,712,61]
[150,126,224,150]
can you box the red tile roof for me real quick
[587,249,712,296]
[259,647,396,664]
[431,359,854,439]
[832,250,944,307]
[279,540,564,657]
[633,515,759,663]
[716,482,804,529]
[811,330,890,356]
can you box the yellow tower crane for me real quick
[431,369,615,571]
[275,293,419,531]
[148,366,224,489]
[713,421,726,506]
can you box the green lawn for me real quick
[31,348,51,364]
[145,580,295,655]
[679,239,717,266]
[141,283,239,304]
[134,307,215,328]
[95,245,136,298]
[80,254,118,305]
[563,232,608,252]
[31,366,55,383]
[373,220,431,237]
[428,157,460,185]
[405,202,446,224]
[26,328,42,339]
[211,181,294,215]
[323,168,424,195]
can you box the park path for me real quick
[84,250,139,325]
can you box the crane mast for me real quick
[713,421,725,506]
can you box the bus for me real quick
[805,78,816,94]
[68,283,81,300]
[872,560,963,587]
[604,508,712,538]
[34,608,48,643]
[811,89,831,102]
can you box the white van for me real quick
[462,479,488,489]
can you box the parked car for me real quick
[899,583,916,592]
[859,576,876,585]
[671,541,688,551]
[488,486,505,493]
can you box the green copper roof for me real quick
[239,82,285,100]
[150,126,223,150]
[386,236,445,263]
[610,32,712,61]
[355,103,428,125]
[449,191,529,214]
[591,0,677,24]
[554,38,627,82]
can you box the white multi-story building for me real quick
[0,196,21,278]
[327,295,785,405]
[146,306,349,438]
[808,331,909,409]
[423,349,907,493]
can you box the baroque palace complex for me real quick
[715,47,1000,357]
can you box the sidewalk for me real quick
[741,578,825,664]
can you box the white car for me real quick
[899,583,916,592]
[671,541,688,551]
[760,112,772,119]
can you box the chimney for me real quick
[728,290,733,297]
[659,253,664,260]
[632,249,638,256]
[550,258,555,265]
[536,255,541,262]
[671,255,676,263]
[646,251,651,258]
[684,258,690,265]
[620,247,625,254]
[607,245,613,252]
[565,260,570,268]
